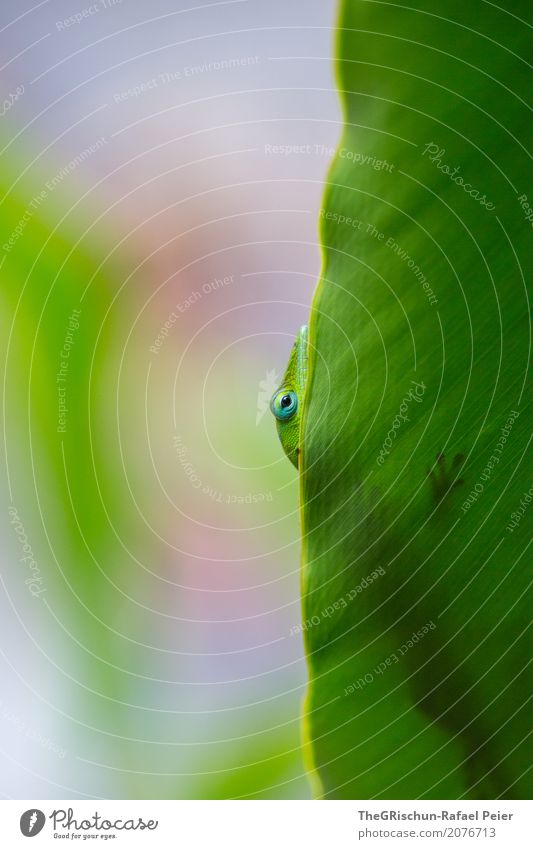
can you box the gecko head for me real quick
[269,325,308,469]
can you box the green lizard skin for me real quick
[270,325,308,468]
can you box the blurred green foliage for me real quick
[0,166,140,787]
[0,156,307,798]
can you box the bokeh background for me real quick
[0,0,340,798]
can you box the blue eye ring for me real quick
[270,389,298,421]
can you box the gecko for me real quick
[269,325,308,468]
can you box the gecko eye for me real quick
[270,389,298,421]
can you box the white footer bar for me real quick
[1,799,530,848]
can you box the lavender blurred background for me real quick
[0,0,339,798]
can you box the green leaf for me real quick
[301,1,532,799]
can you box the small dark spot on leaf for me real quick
[427,452,465,501]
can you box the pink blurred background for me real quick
[0,0,339,798]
